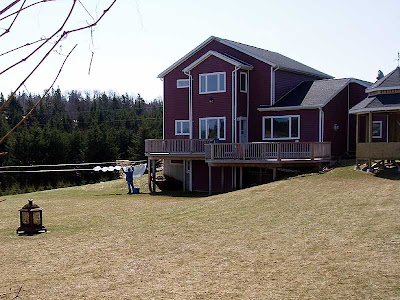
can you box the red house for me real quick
[145,36,370,194]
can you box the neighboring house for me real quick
[145,36,370,194]
[349,67,400,165]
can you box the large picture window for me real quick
[175,120,190,135]
[199,117,226,140]
[199,72,226,94]
[262,115,300,140]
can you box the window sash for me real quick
[177,79,190,88]
[175,120,190,135]
[240,72,247,93]
[199,72,226,94]
[263,115,300,140]
[372,121,382,138]
[199,117,226,140]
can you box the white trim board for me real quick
[349,106,400,114]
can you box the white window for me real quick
[175,120,190,135]
[177,79,190,88]
[372,121,382,138]
[199,72,226,94]
[240,72,248,93]
[262,115,300,140]
[199,117,226,140]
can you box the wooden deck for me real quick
[146,139,331,165]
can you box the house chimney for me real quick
[377,70,384,80]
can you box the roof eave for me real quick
[349,106,400,114]
[365,86,400,93]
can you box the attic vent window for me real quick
[199,72,226,94]
[177,79,190,88]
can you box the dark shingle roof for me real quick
[349,94,400,112]
[271,78,350,107]
[218,38,332,79]
[368,67,400,91]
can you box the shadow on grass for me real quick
[374,168,400,181]
[151,190,208,198]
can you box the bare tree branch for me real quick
[0,44,78,145]
[0,36,48,57]
[0,0,55,21]
[0,0,26,38]
[0,0,117,114]
[0,0,20,16]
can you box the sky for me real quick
[1,0,399,102]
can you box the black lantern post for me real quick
[17,199,47,235]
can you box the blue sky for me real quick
[1,0,399,101]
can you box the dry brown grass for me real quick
[0,164,400,299]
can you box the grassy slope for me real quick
[0,165,399,299]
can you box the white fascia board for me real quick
[157,36,216,78]
[258,105,321,112]
[366,86,400,93]
[278,67,333,79]
[182,51,253,73]
[349,106,400,114]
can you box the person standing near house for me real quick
[123,166,135,194]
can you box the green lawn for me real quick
[0,164,399,299]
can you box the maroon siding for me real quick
[192,160,232,192]
[348,83,368,152]
[259,109,320,142]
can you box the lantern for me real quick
[17,199,47,235]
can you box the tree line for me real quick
[0,89,162,195]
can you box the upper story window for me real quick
[199,72,226,94]
[240,72,248,93]
[177,79,190,88]
[175,120,190,135]
[199,117,226,140]
[263,115,300,140]
[372,121,382,138]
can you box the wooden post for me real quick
[310,142,314,161]
[152,159,156,193]
[208,165,212,196]
[368,112,373,143]
[259,167,262,184]
[272,168,277,181]
[221,166,224,193]
[183,160,186,192]
[356,113,359,144]
[277,143,281,161]
[148,157,151,192]
[239,167,243,189]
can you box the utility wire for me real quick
[0,160,146,169]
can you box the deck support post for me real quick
[183,160,186,192]
[239,167,243,189]
[148,157,151,192]
[221,166,224,193]
[152,159,156,193]
[259,168,262,184]
[208,165,212,196]
[272,168,277,181]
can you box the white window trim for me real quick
[262,115,301,140]
[372,120,383,138]
[199,117,226,140]
[240,72,248,93]
[177,79,190,88]
[175,120,190,135]
[199,72,226,94]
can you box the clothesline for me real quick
[0,160,147,169]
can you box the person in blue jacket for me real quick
[123,166,134,194]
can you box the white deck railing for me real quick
[205,142,331,161]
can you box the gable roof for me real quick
[218,38,332,79]
[258,78,371,111]
[366,67,400,92]
[349,94,400,114]
[158,36,332,79]
[182,51,253,73]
